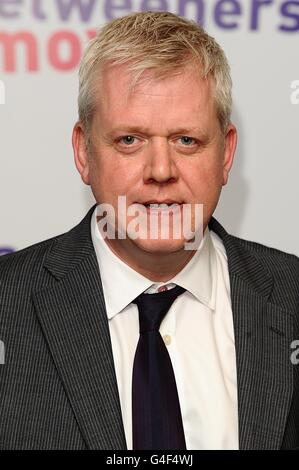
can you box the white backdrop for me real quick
[0,0,298,256]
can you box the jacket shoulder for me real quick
[0,205,96,290]
[232,232,297,257]
[230,233,299,272]
[0,235,61,289]
[210,217,299,311]
[210,216,298,271]
[226,234,299,311]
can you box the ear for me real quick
[72,122,91,185]
[222,123,237,186]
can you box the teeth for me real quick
[146,203,180,209]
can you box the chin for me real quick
[132,236,188,254]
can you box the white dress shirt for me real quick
[91,205,239,450]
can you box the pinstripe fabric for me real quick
[0,205,298,449]
[209,218,299,449]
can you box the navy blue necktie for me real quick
[132,284,186,450]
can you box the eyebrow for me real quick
[107,126,206,136]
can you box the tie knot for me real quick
[133,285,185,333]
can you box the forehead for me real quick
[94,63,217,130]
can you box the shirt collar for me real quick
[170,228,217,310]
[91,205,217,319]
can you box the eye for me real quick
[118,135,137,145]
[179,136,197,146]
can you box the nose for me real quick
[143,137,179,184]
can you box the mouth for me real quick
[140,200,183,211]
[142,203,183,219]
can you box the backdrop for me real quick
[1,0,298,256]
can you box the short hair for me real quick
[78,11,232,136]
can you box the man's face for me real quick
[74,63,237,255]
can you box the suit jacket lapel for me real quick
[209,218,294,450]
[32,205,126,450]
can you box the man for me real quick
[0,12,298,450]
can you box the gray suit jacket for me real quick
[0,205,298,450]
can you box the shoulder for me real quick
[0,234,61,292]
[228,234,299,315]
[209,218,299,300]
[0,205,97,288]
[230,230,297,259]
[210,217,298,269]
[228,232,298,277]
[0,206,95,300]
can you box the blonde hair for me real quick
[78,11,232,135]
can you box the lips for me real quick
[141,202,183,213]
[141,200,183,207]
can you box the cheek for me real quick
[205,163,224,187]
[90,152,140,199]
[185,157,223,196]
